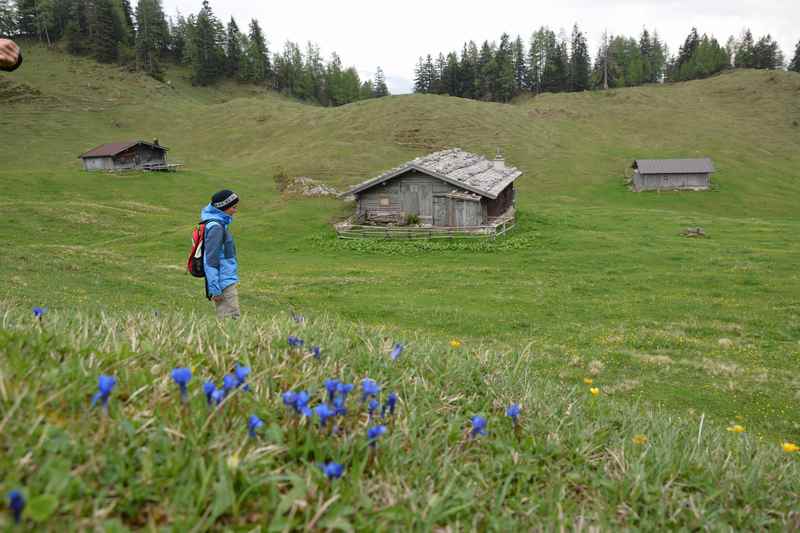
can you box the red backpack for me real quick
[187,220,225,277]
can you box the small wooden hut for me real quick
[78,140,170,171]
[631,158,715,191]
[343,148,521,228]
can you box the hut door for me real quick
[433,196,446,226]
[401,183,420,215]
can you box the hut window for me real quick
[379,197,390,207]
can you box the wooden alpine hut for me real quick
[631,158,715,191]
[342,148,520,230]
[78,140,172,171]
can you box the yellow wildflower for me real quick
[227,453,241,470]
[590,387,600,396]
[449,339,462,349]
[632,434,648,445]
[782,442,800,453]
[726,425,745,433]
[583,378,593,385]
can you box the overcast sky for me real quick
[162,0,798,94]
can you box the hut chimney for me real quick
[494,148,505,169]
[153,138,159,147]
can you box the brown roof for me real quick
[79,141,167,159]
[634,158,715,175]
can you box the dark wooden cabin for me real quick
[631,158,715,191]
[79,140,169,171]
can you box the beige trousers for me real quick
[214,284,240,320]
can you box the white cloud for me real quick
[163,0,799,93]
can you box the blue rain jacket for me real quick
[201,204,238,296]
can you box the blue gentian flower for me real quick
[288,335,304,347]
[337,383,354,398]
[390,343,404,360]
[282,391,297,408]
[324,379,339,403]
[333,395,347,416]
[211,388,224,406]
[295,391,312,416]
[235,364,252,391]
[310,346,321,358]
[315,403,335,427]
[222,374,238,396]
[382,392,398,417]
[361,379,380,401]
[203,381,216,406]
[91,374,117,412]
[319,462,344,479]
[470,416,488,437]
[506,404,521,425]
[368,399,379,418]
[248,415,264,437]
[32,306,47,319]
[8,490,24,524]
[367,425,388,447]
[171,368,192,402]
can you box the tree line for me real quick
[415,25,798,102]
[0,0,390,106]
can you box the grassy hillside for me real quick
[1,42,800,454]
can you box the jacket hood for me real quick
[201,203,232,225]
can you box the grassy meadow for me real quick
[1,42,800,528]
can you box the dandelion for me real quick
[361,378,380,401]
[470,416,488,437]
[319,462,344,480]
[91,375,117,413]
[8,490,24,524]
[583,378,594,385]
[288,335,304,347]
[727,425,746,434]
[367,425,387,447]
[506,404,521,426]
[32,306,46,319]
[248,415,264,437]
[324,379,340,403]
[315,403,335,428]
[171,368,192,402]
[382,393,398,418]
[449,339,462,349]
[203,381,216,406]
[782,442,800,453]
[590,387,600,396]
[310,346,321,359]
[222,374,238,397]
[368,399,379,418]
[390,343,404,360]
[632,434,648,445]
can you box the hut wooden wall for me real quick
[83,157,114,171]
[633,173,710,191]
[486,184,514,218]
[357,171,453,224]
[433,196,485,226]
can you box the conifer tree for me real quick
[511,35,526,95]
[569,23,590,91]
[245,18,269,82]
[790,40,800,72]
[135,0,169,80]
[477,40,495,100]
[413,56,426,93]
[494,33,515,101]
[734,29,754,68]
[92,0,124,63]
[752,34,783,69]
[373,66,389,97]
[120,0,134,44]
[224,17,242,78]
[444,51,459,96]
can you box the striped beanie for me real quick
[211,189,239,210]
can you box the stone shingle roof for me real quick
[634,158,715,175]
[346,148,522,199]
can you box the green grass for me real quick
[1,42,800,527]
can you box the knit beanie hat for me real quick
[211,189,239,210]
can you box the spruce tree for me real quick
[120,0,134,44]
[246,18,270,82]
[423,54,435,93]
[373,66,389,97]
[477,40,496,100]
[135,0,169,80]
[734,29,754,68]
[191,0,225,85]
[494,33,515,101]
[650,31,667,82]
[790,40,800,72]
[92,0,124,63]
[511,35,526,95]
[225,17,242,78]
[444,51,459,96]
[752,34,783,69]
[569,23,590,91]
[413,57,426,93]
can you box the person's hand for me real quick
[211,294,224,302]
[0,39,21,71]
